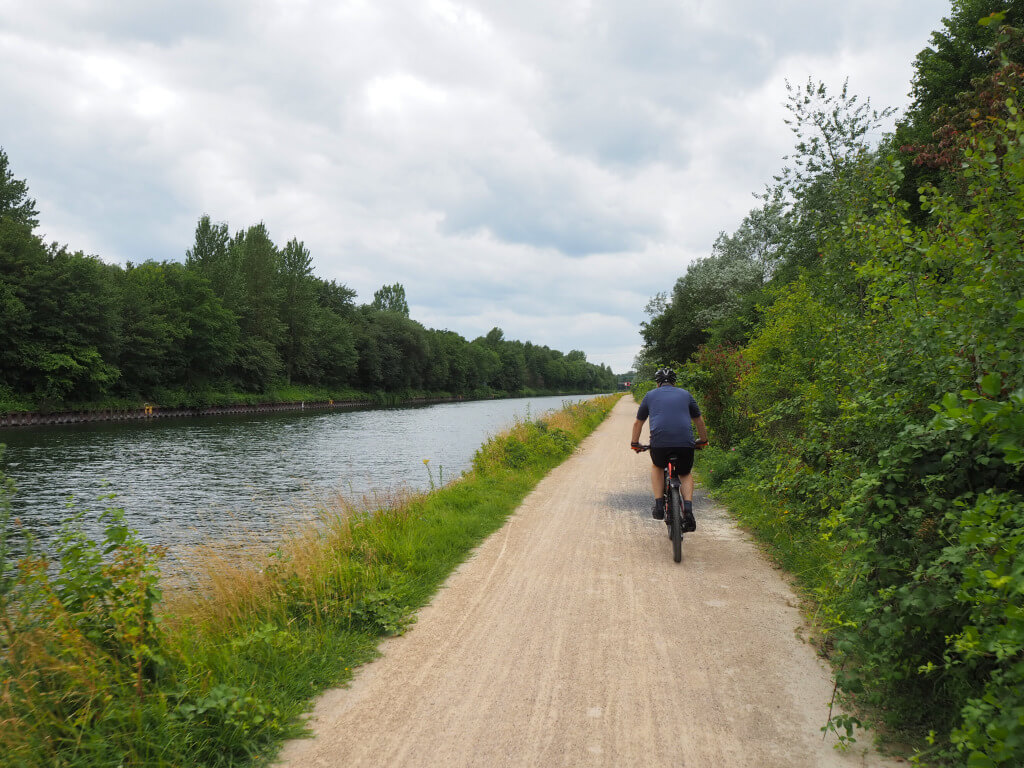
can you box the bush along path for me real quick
[0,395,619,767]
[630,34,1024,765]
[638,109,1024,767]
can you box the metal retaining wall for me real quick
[0,397,461,428]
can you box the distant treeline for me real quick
[0,161,616,411]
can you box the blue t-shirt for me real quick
[636,385,701,448]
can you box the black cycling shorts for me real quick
[650,447,695,477]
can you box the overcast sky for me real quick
[1,0,948,372]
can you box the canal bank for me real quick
[0,389,618,428]
[0,395,449,428]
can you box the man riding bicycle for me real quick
[630,367,708,532]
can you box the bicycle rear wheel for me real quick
[668,485,683,563]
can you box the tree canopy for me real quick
[0,149,38,229]
[0,159,616,410]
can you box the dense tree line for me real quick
[638,3,1024,765]
[0,159,615,410]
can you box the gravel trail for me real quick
[278,396,900,768]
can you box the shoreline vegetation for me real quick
[0,393,620,767]
[0,385,619,427]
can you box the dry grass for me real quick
[544,407,582,433]
[161,487,424,634]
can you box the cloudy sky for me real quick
[1,0,948,372]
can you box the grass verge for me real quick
[0,394,621,767]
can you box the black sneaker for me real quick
[652,498,665,520]
[682,509,697,532]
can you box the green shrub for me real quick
[0,497,174,765]
[677,103,1024,765]
[682,344,752,448]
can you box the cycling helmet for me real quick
[653,367,676,384]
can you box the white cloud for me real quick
[0,0,949,372]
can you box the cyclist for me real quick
[630,367,708,532]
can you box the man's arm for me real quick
[632,395,650,450]
[693,416,708,445]
[626,421,643,450]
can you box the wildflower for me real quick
[423,459,430,465]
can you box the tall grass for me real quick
[0,394,620,767]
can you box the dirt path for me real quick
[278,397,900,768]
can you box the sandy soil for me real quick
[277,397,901,768]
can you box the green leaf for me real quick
[981,374,1002,397]
[1003,446,1024,464]
[978,11,1007,27]
[967,751,997,768]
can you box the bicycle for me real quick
[636,441,706,563]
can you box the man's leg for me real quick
[650,463,665,519]
[679,472,694,502]
[678,471,697,532]
[651,464,664,498]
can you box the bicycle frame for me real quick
[663,459,679,497]
[636,444,690,562]
[664,457,684,562]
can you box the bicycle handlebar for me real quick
[632,440,708,453]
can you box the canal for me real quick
[0,394,605,562]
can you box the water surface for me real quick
[0,395,603,560]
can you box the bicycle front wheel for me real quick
[668,486,683,563]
